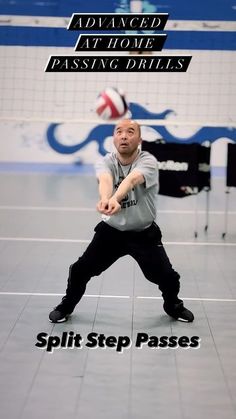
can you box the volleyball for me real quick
[95,87,128,120]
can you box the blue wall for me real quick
[0,0,236,50]
[0,0,235,20]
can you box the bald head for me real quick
[114,119,141,138]
[113,119,142,162]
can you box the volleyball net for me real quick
[0,44,235,129]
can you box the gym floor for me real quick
[0,169,235,419]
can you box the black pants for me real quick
[62,221,182,313]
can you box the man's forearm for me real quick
[113,171,144,202]
[113,177,133,202]
[98,173,113,199]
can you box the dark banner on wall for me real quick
[226,143,236,187]
[142,142,211,197]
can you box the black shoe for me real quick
[49,309,69,323]
[49,302,73,323]
[163,301,194,323]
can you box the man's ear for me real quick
[138,138,142,150]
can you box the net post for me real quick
[222,187,230,239]
[194,187,199,238]
[204,186,210,233]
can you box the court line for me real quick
[0,15,235,32]
[0,237,91,243]
[0,237,235,246]
[0,292,130,299]
[137,296,236,302]
[0,206,235,215]
[0,206,96,212]
[0,292,235,302]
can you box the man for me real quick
[49,119,194,323]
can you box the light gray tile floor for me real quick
[0,172,235,419]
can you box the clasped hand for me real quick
[96,197,121,215]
